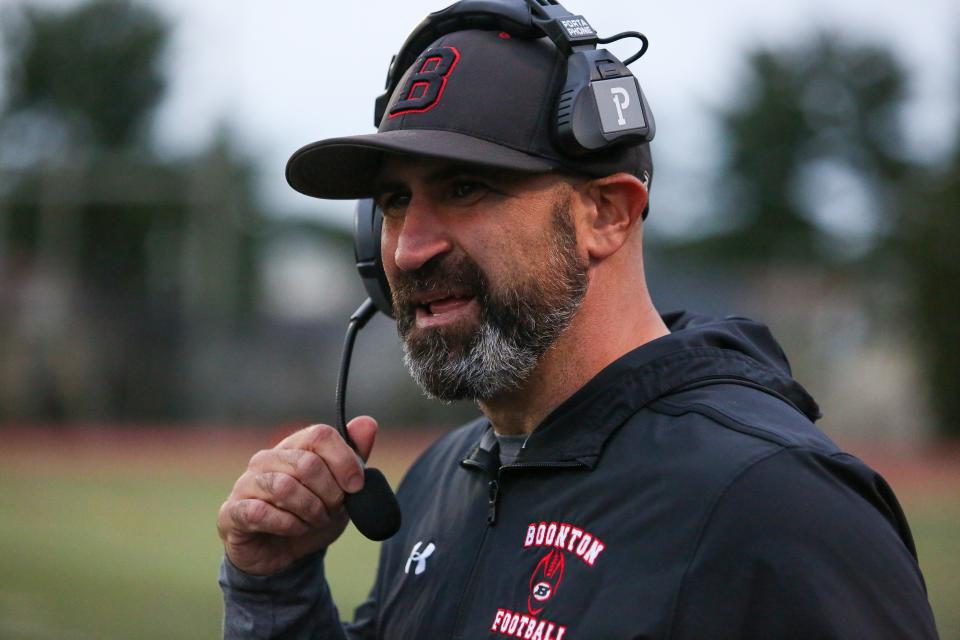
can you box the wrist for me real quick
[221,549,327,594]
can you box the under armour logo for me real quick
[404,541,436,575]
[610,87,630,126]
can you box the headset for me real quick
[356,0,654,319]
[337,0,654,541]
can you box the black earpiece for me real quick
[553,45,655,155]
[354,198,394,318]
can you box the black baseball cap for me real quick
[286,28,653,200]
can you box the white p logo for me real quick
[610,87,631,126]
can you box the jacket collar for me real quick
[463,312,819,470]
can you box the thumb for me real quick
[346,415,378,463]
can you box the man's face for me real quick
[376,157,589,402]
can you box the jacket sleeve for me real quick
[669,447,939,640]
[219,550,378,640]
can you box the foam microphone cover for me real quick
[344,467,402,541]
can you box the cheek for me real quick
[471,227,553,286]
[379,226,400,280]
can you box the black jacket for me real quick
[221,313,939,639]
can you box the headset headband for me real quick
[375,0,603,128]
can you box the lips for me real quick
[412,294,479,329]
[406,289,474,315]
[391,255,488,334]
[425,296,473,315]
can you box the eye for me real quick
[448,180,489,204]
[377,192,410,217]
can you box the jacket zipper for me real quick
[488,479,500,525]
[452,459,587,637]
[487,461,586,525]
[451,458,496,640]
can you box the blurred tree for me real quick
[0,0,264,423]
[666,31,959,439]
[674,33,909,265]
[1,0,167,151]
[901,150,960,438]
[0,0,176,305]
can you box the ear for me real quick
[580,173,648,261]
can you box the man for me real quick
[217,10,939,640]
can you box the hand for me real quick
[217,416,377,576]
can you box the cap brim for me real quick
[286,130,561,199]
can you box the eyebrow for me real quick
[372,163,516,196]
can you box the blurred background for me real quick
[0,0,957,637]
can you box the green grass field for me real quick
[1,429,957,639]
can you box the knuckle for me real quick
[291,491,315,520]
[248,448,274,469]
[272,473,298,501]
[253,471,273,496]
[254,471,286,499]
[237,499,267,527]
[295,450,324,478]
[308,424,338,446]
[233,470,255,495]
[290,424,313,439]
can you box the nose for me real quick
[391,199,453,273]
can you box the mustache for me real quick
[391,255,488,314]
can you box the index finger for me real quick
[277,424,364,494]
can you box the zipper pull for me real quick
[487,479,500,525]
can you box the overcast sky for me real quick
[4,0,959,233]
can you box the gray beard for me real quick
[397,197,588,402]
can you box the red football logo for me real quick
[528,549,565,615]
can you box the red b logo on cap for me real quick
[389,46,460,118]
